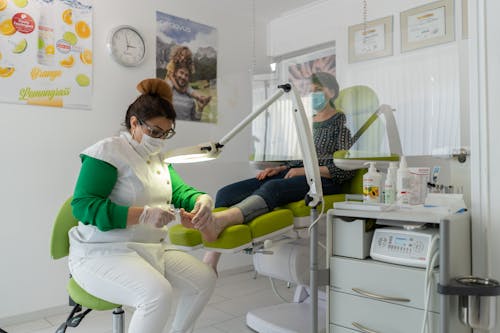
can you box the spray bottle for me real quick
[396,156,410,204]
[363,162,381,203]
[384,162,398,204]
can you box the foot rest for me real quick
[203,224,253,252]
[169,223,252,253]
[168,224,203,250]
[247,209,294,242]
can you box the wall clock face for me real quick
[107,25,146,67]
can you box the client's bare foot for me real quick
[199,217,223,242]
[180,209,223,242]
[179,210,196,228]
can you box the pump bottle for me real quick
[384,162,398,204]
[363,162,381,203]
[396,156,410,204]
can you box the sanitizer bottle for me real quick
[384,162,398,204]
[396,156,410,204]
[363,162,381,203]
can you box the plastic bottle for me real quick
[396,156,410,204]
[363,162,381,203]
[384,162,398,204]
[37,0,55,66]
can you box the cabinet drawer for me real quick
[330,290,439,333]
[330,256,439,311]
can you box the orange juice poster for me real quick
[0,0,92,109]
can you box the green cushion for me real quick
[67,278,120,311]
[203,224,252,250]
[247,209,294,239]
[169,224,203,247]
[281,194,347,217]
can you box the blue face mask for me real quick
[311,91,327,112]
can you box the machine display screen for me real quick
[394,236,407,246]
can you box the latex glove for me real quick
[139,206,175,228]
[191,194,214,230]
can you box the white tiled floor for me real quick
[3,269,296,333]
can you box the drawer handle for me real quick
[351,287,411,303]
[352,322,381,333]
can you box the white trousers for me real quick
[69,247,216,333]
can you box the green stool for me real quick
[50,197,124,333]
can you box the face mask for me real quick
[311,91,327,112]
[140,133,165,156]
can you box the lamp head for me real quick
[163,142,222,163]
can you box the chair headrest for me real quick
[336,85,379,115]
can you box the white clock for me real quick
[107,25,146,67]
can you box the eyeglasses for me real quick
[138,118,176,140]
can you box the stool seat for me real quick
[67,278,120,311]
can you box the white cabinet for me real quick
[326,208,471,333]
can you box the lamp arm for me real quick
[218,88,286,147]
[289,85,323,208]
[377,104,403,155]
[348,104,403,155]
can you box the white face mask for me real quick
[140,133,165,156]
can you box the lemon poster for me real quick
[0,0,92,109]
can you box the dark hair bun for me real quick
[137,78,173,103]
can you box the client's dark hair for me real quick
[311,72,340,106]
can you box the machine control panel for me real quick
[370,227,439,268]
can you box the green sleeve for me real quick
[169,165,205,211]
[71,155,129,231]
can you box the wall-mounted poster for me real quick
[0,0,93,109]
[156,11,217,123]
[284,44,336,97]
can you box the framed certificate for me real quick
[348,15,393,63]
[401,0,455,52]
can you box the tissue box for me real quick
[333,218,374,259]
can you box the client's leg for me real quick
[199,194,270,242]
[203,251,222,276]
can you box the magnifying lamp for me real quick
[164,83,324,332]
[164,83,323,208]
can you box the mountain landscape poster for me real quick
[156,11,218,123]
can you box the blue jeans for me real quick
[215,170,342,210]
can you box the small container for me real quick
[456,276,499,330]
[363,162,381,203]
[384,163,398,204]
[396,156,410,204]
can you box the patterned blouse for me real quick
[288,111,355,183]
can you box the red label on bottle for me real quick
[12,12,35,34]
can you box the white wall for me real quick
[0,0,257,320]
[268,0,468,158]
